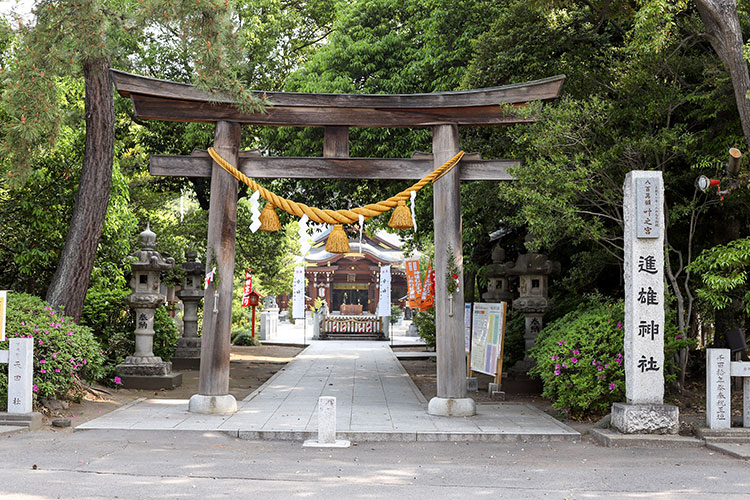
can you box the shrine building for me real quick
[304,229,408,315]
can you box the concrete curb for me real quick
[590,427,704,448]
[705,441,750,459]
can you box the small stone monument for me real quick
[508,242,560,373]
[0,337,42,430]
[173,251,203,370]
[117,225,183,389]
[611,170,678,434]
[302,396,350,448]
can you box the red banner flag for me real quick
[241,268,253,307]
[419,264,435,311]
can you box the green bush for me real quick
[530,297,625,418]
[231,326,260,346]
[413,308,435,349]
[390,303,403,324]
[0,292,106,409]
[503,308,526,368]
[529,296,694,419]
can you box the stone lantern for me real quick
[117,225,182,389]
[173,251,204,370]
[508,247,560,373]
[481,244,513,303]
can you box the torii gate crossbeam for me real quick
[111,70,564,416]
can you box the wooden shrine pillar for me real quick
[188,120,240,414]
[428,124,476,416]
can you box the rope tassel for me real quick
[259,202,281,232]
[326,224,350,254]
[388,199,413,229]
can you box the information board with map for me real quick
[470,302,507,377]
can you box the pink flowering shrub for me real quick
[530,298,626,418]
[530,296,693,419]
[0,292,105,410]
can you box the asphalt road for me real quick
[1,430,749,499]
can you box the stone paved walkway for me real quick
[78,341,579,442]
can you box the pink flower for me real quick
[551,355,558,360]
[617,321,622,329]
[676,334,682,339]
[38,340,44,346]
[609,382,616,390]
[562,362,568,368]
[52,353,57,360]
[67,331,73,336]
[114,376,122,385]
[55,368,61,373]
[20,321,25,326]
[571,357,578,364]
[573,350,580,355]
[40,359,46,364]
[554,370,561,375]
[558,340,566,345]
[592,360,597,366]
[564,408,570,413]
[32,384,38,392]
[604,364,610,369]
[40,369,46,374]
[597,366,603,371]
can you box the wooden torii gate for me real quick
[111,70,564,416]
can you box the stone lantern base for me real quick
[172,337,202,370]
[117,357,183,390]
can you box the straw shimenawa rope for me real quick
[207,147,465,225]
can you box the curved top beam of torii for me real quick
[110,69,565,128]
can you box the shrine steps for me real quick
[319,333,387,341]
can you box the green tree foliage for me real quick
[688,237,750,314]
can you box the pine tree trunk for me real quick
[46,58,114,321]
[695,0,750,147]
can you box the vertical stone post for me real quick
[189,121,240,414]
[427,124,475,417]
[7,338,33,414]
[318,396,336,444]
[612,170,678,434]
[706,348,731,429]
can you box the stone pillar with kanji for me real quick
[612,170,678,434]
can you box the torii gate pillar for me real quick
[429,124,475,416]
[188,120,240,414]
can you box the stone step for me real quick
[0,412,42,431]
[320,334,386,341]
